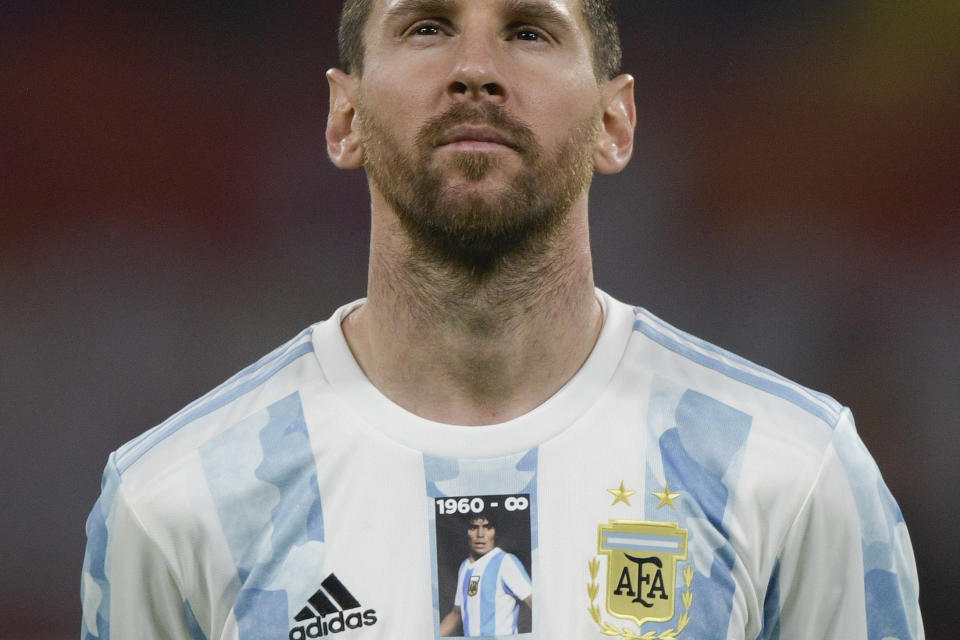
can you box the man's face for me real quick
[467,518,496,558]
[354,0,604,272]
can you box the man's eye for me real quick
[508,26,548,43]
[413,24,441,36]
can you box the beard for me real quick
[359,100,599,277]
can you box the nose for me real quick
[447,30,506,103]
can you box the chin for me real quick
[442,153,517,185]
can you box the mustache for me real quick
[417,102,539,157]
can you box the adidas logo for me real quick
[288,574,378,639]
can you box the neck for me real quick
[342,190,602,426]
[470,548,494,561]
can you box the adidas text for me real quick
[290,574,378,638]
[288,609,377,639]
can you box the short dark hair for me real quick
[337,0,622,81]
[466,512,497,531]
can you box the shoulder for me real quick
[111,320,329,500]
[500,550,522,564]
[614,301,911,557]
[609,298,859,527]
[628,304,842,429]
[620,303,845,466]
[498,551,530,576]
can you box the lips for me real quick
[436,125,517,151]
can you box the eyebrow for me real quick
[502,0,574,32]
[384,0,454,25]
[384,0,575,33]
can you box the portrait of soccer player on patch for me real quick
[436,497,533,636]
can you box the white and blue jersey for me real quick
[454,547,532,636]
[81,290,924,639]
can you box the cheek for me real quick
[362,61,442,115]
[518,57,596,100]
[360,89,433,150]
[524,81,600,137]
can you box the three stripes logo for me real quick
[288,574,378,639]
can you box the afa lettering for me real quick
[613,555,669,607]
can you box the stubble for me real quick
[359,100,599,279]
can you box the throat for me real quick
[347,268,602,426]
[347,199,602,425]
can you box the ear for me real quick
[593,74,636,175]
[326,68,364,169]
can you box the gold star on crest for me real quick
[652,483,681,509]
[607,481,636,506]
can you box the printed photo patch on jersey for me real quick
[588,520,693,638]
[433,493,534,637]
[423,450,538,638]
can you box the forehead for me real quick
[468,517,493,526]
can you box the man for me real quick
[439,514,533,636]
[81,1,924,639]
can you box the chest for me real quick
[198,417,763,640]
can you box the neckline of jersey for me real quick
[313,288,634,458]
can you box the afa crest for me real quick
[588,520,694,638]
